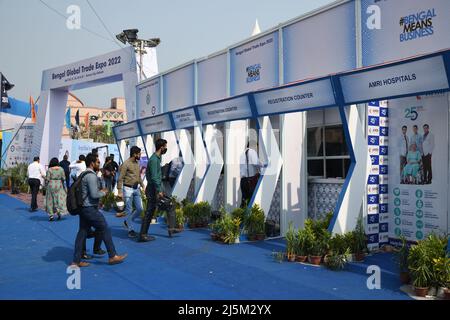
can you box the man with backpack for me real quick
[71,153,127,267]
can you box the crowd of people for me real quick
[25,140,180,267]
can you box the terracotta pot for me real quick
[308,255,322,265]
[399,272,410,284]
[444,288,450,300]
[287,253,296,262]
[247,234,257,241]
[255,234,265,241]
[296,255,307,263]
[414,287,429,297]
[354,252,365,262]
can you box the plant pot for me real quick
[414,287,429,297]
[296,255,308,263]
[444,288,450,300]
[354,252,365,262]
[399,272,410,284]
[247,234,257,241]
[255,233,265,241]
[308,255,322,265]
[287,253,296,262]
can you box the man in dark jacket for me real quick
[59,155,71,188]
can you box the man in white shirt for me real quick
[398,125,409,178]
[239,140,262,208]
[27,156,46,212]
[69,154,86,184]
[422,124,434,184]
[410,124,423,155]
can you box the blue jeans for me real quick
[73,206,117,263]
[123,186,143,231]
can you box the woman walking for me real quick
[45,157,68,221]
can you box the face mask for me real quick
[161,147,168,155]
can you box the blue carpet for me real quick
[0,194,411,300]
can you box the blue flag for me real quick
[65,108,71,129]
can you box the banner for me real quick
[362,0,450,66]
[388,93,449,242]
[197,95,252,125]
[137,77,161,119]
[163,63,195,112]
[197,53,227,104]
[283,1,356,83]
[230,31,279,95]
[4,123,34,168]
[41,46,136,90]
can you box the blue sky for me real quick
[0,0,335,107]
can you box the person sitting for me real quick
[402,143,421,184]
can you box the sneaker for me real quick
[128,230,137,238]
[82,253,93,260]
[49,216,54,221]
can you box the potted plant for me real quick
[352,216,367,262]
[285,222,296,262]
[395,236,411,284]
[408,242,432,297]
[309,238,326,265]
[175,208,185,230]
[245,204,266,241]
[196,201,212,227]
[183,202,197,228]
[220,215,241,244]
[433,256,450,299]
[324,248,350,271]
[295,228,312,263]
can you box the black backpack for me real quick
[161,161,172,181]
[67,171,95,215]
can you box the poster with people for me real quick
[388,93,449,242]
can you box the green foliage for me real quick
[0,163,29,193]
[408,233,448,288]
[285,222,296,256]
[351,215,367,254]
[100,191,116,211]
[432,256,450,288]
[231,207,246,225]
[211,214,240,244]
[325,249,350,271]
[245,204,265,236]
[175,208,185,227]
[196,201,212,224]
[183,202,197,224]
[394,236,410,273]
[295,227,314,256]
[329,233,353,256]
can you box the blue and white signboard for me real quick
[139,113,173,135]
[253,78,336,116]
[163,63,195,112]
[113,121,140,141]
[41,46,136,90]
[362,0,450,66]
[197,53,227,104]
[283,1,356,83]
[230,32,279,95]
[197,95,253,125]
[339,55,449,105]
[171,107,197,130]
[137,77,160,119]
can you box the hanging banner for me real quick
[230,31,279,95]
[253,78,336,116]
[361,0,450,66]
[388,94,449,242]
[339,55,449,105]
[171,107,197,130]
[283,1,356,82]
[197,53,227,104]
[139,113,173,135]
[113,121,140,141]
[163,63,195,112]
[137,77,160,119]
[197,95,252,125]
[41,46,136,90]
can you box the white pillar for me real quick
[281,112,307,234]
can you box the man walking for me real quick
[71,153,127,267]
[27,156,46,212]
[110,154,119,190]
[59,155,71,188]
[117,146,145,238]
[139,139,173,241]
